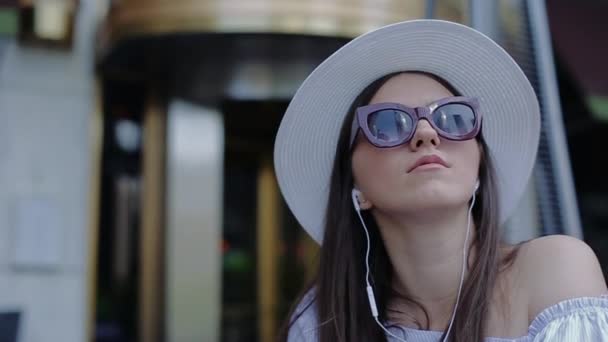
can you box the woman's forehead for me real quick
[369,73,455,107]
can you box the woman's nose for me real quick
[409,119,440,150]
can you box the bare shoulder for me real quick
[517,234,608,320]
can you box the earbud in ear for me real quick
[352,188,362,211]
[474,180,480,191]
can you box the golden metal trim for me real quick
[85,79,104,342]
[102,0,426,45]
[139,91,166,342]
[257,156,280,342]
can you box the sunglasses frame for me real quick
[349,96,482,148]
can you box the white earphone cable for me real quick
[353,188,477,342]
[355,202,409,342]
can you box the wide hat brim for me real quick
[274,19,540,244]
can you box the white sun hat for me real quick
[273,19,541,245]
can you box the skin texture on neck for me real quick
[375,201,476,329]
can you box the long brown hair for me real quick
[278,71,520,342]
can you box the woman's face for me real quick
[351,73,480,214]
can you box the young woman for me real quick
[273,20,608,341]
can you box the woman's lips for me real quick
[411,163,446,172]
[408,154,449,173]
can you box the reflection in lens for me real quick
[368,110,412,143]
[432,104,475,136]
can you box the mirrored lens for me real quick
[367,110,413,143]
[432,103,476,136]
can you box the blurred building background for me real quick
[0,0,606,341]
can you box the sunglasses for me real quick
[349,96,482,148]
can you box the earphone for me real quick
[352,189,362,211]
[351,182,478,342]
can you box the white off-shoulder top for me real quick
[287,290,608,341]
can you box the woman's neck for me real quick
[372,204,476,328]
